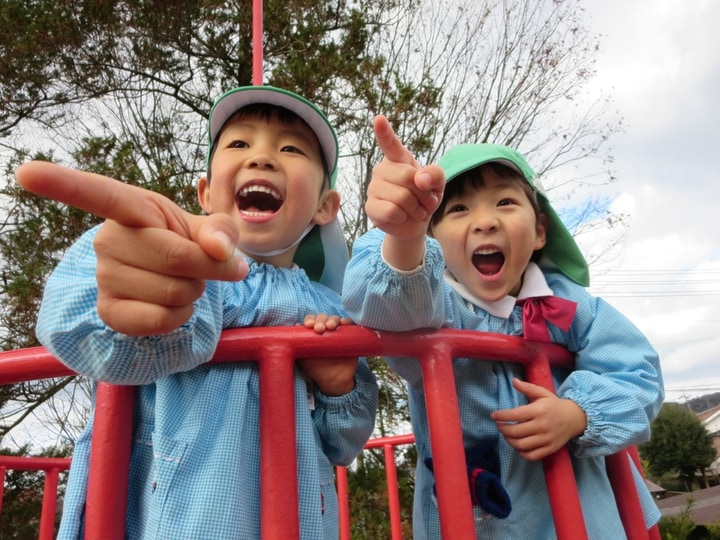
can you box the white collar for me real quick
[443,262,553,319]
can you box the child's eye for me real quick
[446,204,467,214]
[281,145,306,155]
[497,198,514,207]
[229,140,249,149]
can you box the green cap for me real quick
[437,143,590,287]
[206,86,347,293]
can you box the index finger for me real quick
[373,115,420,167]
[15,161,182,230]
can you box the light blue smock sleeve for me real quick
[311,359,379,466]
[545,273,664,457]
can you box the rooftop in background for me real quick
[657,485,720,526]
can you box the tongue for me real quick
[473,253,504,275]
[245,205,272,214]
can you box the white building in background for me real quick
[698,405,720,479]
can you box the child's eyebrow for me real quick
[278,127,315,143]
[493,179,526,193]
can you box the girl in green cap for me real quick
[343,115,663,539]
[18,86,378,539]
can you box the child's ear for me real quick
[312,189,340,225]
[534,214,548,250]
[197,177,212,214]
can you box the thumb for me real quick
[191,212,244,262]
[373,115,419,167]
[414,164,446,214]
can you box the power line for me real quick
[595,291,720,298]
[597,269,720,276]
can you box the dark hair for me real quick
[207,103,330,188]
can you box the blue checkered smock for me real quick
[343,228,663,540]
[37,226,378,540]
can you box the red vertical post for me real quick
[85,383,135,540]
[420,343,476,539]
[39,468,61,540]
[0,465,5,515]
[336,466,351,540]
[524,352,588,540]
[605,451,651,540]
[627,446,662,540]
[259,347,299,539]
[252,0,264,85]
[383,443,404,540]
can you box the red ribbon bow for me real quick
[516,296,577,342]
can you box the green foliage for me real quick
[0,151,100,352]
[657,499,720,540]
[707,522,720,540]
[347,445,415,539]
[640,403,717,491]
[657,500,699,540]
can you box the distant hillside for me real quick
[673,393,720,414]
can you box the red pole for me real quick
[39,467,61,540]
[336,466,351,540]
[252,0,263,84]
[85,383,135,540]
[421,343,476,539]
[384,443,404,540]
[606,451,651,540]
[0,465,5,516]
[259,347,299,539]
[525,351,588,540]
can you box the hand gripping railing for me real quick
[0,327,659,539]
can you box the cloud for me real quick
[579,2,720,403]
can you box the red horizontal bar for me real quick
[0,346,74,385]
[0,327,573,386]
[363,433,415,449]
[0,456,71,471]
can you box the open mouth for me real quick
[236,184,283,216]
[472,249,505,276]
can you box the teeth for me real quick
[238,185,281,199]
[474,248,500,255]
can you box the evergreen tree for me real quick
[640,403,717,491]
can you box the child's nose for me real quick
[472,212,499,233]
[247,149,276,170]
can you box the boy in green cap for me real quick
[18,86,378,539]
[343,115,663,538]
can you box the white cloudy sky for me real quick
[580,0,720,402]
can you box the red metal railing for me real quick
[336,433,415,540]
[0,455,71,539]
[0,326,660,539]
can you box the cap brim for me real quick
[208,86,338,187]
